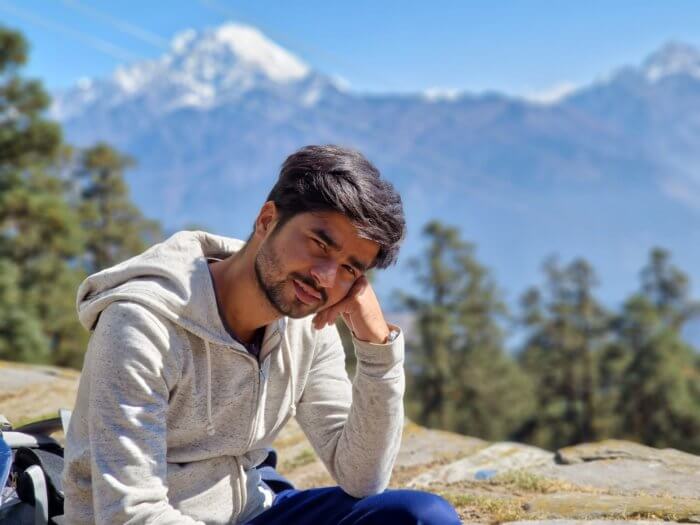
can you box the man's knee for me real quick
[357,489,460,525]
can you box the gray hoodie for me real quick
[63,231,405,524]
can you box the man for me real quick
[63,145,460,524]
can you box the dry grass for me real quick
[438,490,531,523]
[279,448,317,473]
[488,469,603,495]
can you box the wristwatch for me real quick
[385,328,400,344]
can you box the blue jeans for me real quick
[244,486,461,525]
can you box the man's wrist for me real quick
[352,324,402,345]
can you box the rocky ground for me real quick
[1,360,697,524]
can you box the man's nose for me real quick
[310,260,338,289]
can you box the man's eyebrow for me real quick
[311,228,369,273]
[349,256,368,273]
[312,228,341,250]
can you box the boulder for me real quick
[409,442,554,486]
[532,439,700,498]
[506,521,683,525]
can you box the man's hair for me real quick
[265,145,406,269]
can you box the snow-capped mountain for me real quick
[52,26,700,309]
[52,23,336,120]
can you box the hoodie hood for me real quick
[77,230,246,344]
[76,229,294,445]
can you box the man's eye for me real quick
[313,239,326,251]
[343,265,356,277]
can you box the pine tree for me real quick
[72,142,161,273]
[400,221,533,440]
[615,248,700,452]
[0,27,163,368]
[518,257,609,448]
[0,259,48,362]
[0,26,86,365]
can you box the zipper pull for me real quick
[259,355,272,382]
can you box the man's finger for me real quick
[313,310,328,329]
[321,277,368,327]
[312,276,370,329]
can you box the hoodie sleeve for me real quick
[295,323,405,497]
[84,301,204,525]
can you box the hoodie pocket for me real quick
[166,456,239,523]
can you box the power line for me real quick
[0,0,140,62]
[60,0,169,50]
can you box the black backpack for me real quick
[0,410,71,525]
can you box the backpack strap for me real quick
[19,465,48,525]
[14,447,64,519]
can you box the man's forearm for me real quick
[296,325,405,498]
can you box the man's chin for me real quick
[286,302,323,319]
[267,295,322,319]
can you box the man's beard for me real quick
[254,236,327,318]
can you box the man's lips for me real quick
[293,279,322,305]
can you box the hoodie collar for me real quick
[76,230,247,347]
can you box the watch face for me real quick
[387,329,400,343]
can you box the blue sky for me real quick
[2,0,700,96]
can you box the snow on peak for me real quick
[159,22,310,93]
[422,87,462,102]
[206,23,309,82]
[52,21,317,119]
[524,82,578,105]
[643,41,700,81]
[172,28,196,54]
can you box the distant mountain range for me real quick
[52,23,700,317]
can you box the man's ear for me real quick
[254,201,279,239]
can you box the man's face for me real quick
[254,211,379,319]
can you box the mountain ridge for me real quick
[51,24,700,308]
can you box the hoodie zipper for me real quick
[247,358,270,449]
[204,327,282,520]
[212,327,281,453]
[227,328,279,451]
[245,325,281,450]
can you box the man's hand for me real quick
[312,276,391,344]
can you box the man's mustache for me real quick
[290,272,328,304]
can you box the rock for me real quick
[555,439,700,470]
[395,421,487,468]
[409,442,554,486]
[532,439,700,498]
[0,360,80,426]
[506,521,683,525]
[390,420,487,485]
[523,493,700,521]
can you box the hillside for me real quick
[1,361,696,523]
